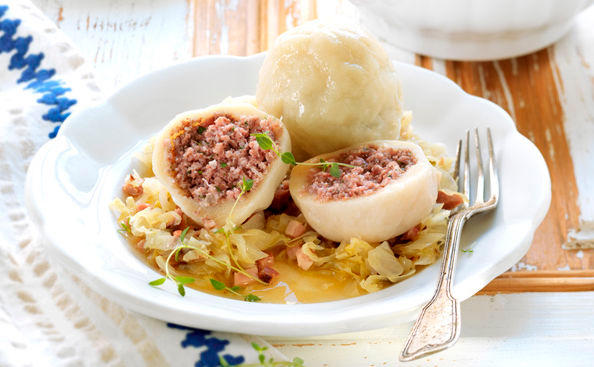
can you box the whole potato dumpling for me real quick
[256,20,404,159]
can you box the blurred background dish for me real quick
[351,0,593,60]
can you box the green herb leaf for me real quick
[252,133,273,150]
[244,294,261,302]
[259,354,265,364]
[174,247,182,262]
[210,278,226,290]
[220,162,228,168]
[281,151,297,165]
[175,276,195,285]
[149,278,166,286]
[329,163,341,178]
[242,177,254,192]
[251,342,264,352]
[118,222,130,234]
[214,228,226,235]
[180,226,190,243]
[230,286,241,292]
[216,186,222,192]
[197,126,206,134]
[462,249,473,253]
[177,283,186,296]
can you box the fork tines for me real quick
[455,128,499,208]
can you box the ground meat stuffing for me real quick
[308,146,417,201]
[169,114,280,204]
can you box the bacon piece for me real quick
[258,266,279,283]
[285,220,307,238]
[256,255,274,272]
[136,203,151,212]
[122,182,143,197]
[437,190,464,210]
[287,245,300,260]
[295,248,314,271]
[269,179,291,212]
[233,266,259,287]
[401,224,421,242]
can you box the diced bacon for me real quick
[256,255,274,272]
[401,224,421,242]
[285,220,307,238]
[269,179,291,212]
[233,266,259,287]
[122,182,143,197]
[286,245,300,260]
[258,266,279,283]
[173,229,182,237]
[437,190,464,210]
[295,248,314,271]
[136,203,151,212]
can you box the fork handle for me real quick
[400,215,465,361]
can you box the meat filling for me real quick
[308,146,417,200]
[169,114,279,204]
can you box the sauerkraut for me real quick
[110,119,459,303]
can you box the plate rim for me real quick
[25,54,552,336]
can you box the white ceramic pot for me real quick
[351,0,593,60]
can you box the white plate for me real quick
[25,54,550,337]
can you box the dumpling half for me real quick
[152,102,291,228]
[289,140,439,242]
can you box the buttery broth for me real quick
[131,238,365,303]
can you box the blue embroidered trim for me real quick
[168,323,245,367]
[0,4,77,139]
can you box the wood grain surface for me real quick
[32,0,594,292]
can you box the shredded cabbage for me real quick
[111,125,457,298]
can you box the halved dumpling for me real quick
[289,140,439,242]
[152,102,291,228]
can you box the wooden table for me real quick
[34,0,594,294]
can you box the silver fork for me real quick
[400,128,500,361]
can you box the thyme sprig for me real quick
[149,177,265,297]
[219,343,304,367]
[210,278,261,302]
[117,222,131,234]
[251,132,354,178]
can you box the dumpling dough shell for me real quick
[289,140,439,243]
[256,20,404,159]
[152,102,291,227]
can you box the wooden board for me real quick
[32,0,594,292]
